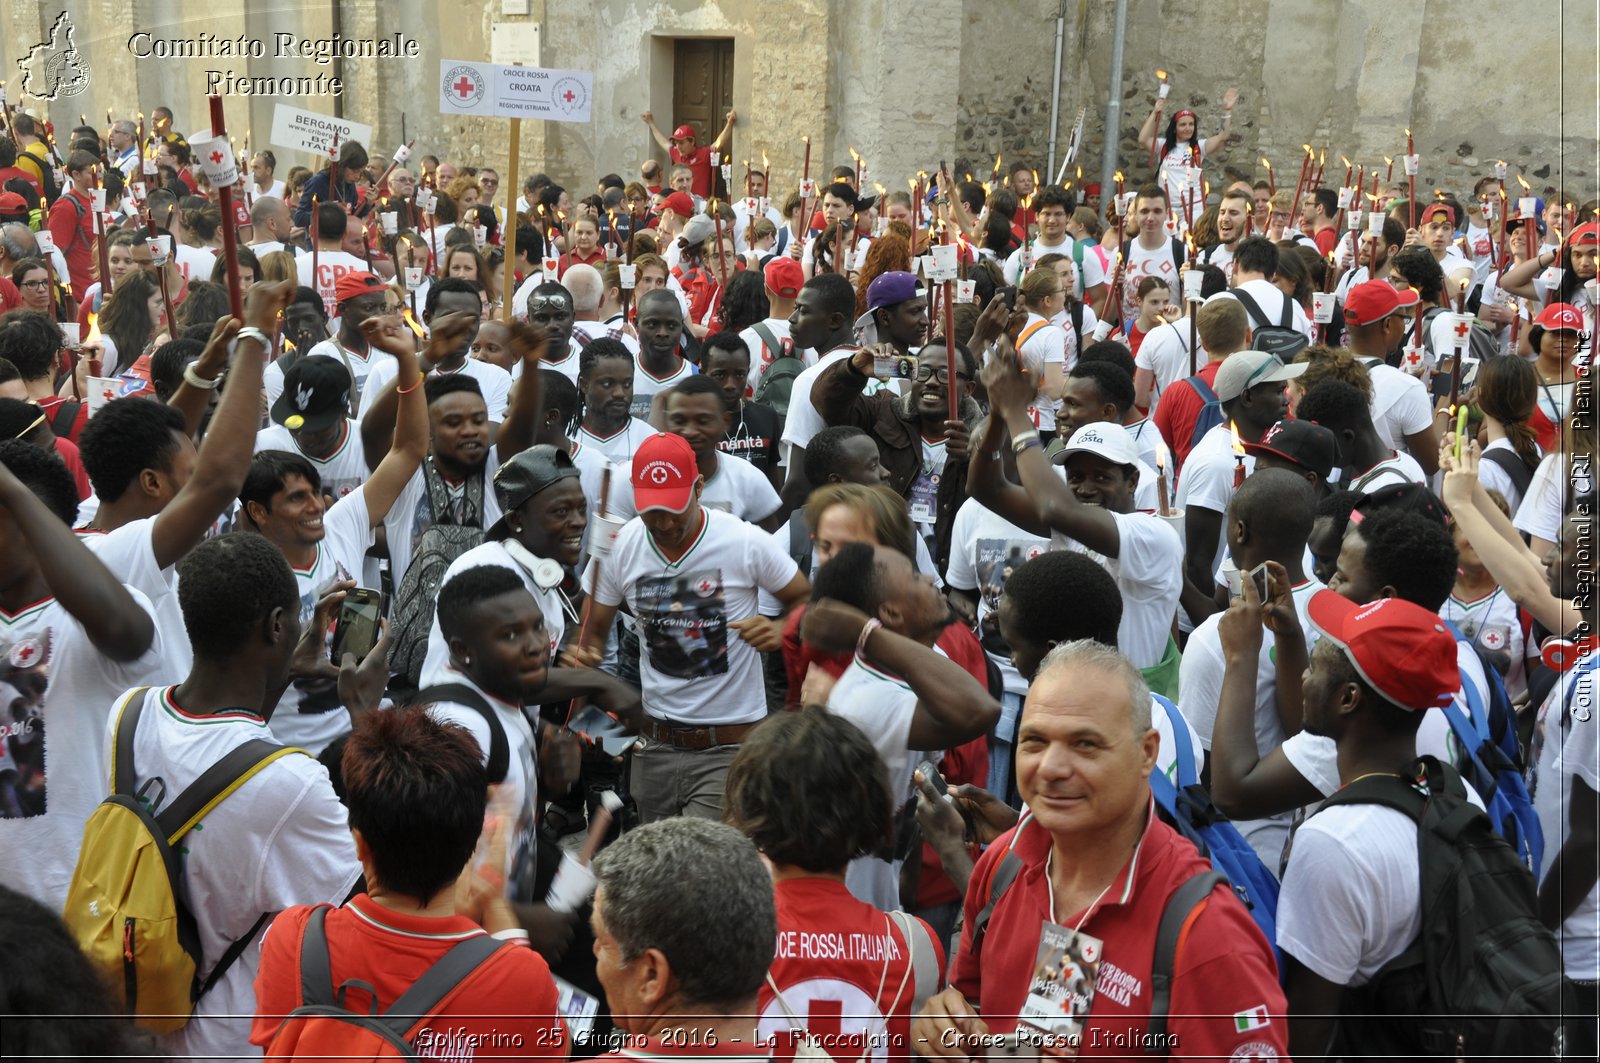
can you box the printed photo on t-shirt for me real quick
[0,631,52,819]
[975,538,1047,651]
[637,568,729,680]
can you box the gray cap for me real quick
[680,213,717,247]
[1212,350,1307,402]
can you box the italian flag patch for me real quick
[1233,1005,1271,1033]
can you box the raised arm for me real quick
[1137,99,1166,154]
[711,110,737,153]
[981,337,1122,555]
[0,461,153,662]
[1201,88,1238,157]
[152,281,295,570]
[967,412,1048,536]
[495,321,548,460]
[639,112,673,153]
[354,314,429,524]
[802,597,1000,749]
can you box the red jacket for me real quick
[46,186,97,298]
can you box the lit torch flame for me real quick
[1260,157,1272,171]
[1229,420,1245,457]
[401,307,425,338]
[1156,69,1168,80]
[1516,176,1531,192]
[84,312,100,346]
[1155,442,1169,474]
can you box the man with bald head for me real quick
[0,223,41,312]
[247,197,293,256]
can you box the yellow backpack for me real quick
[63,687,305,1033]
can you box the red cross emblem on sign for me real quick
[209,150,224,165]
[562,89,576,103]
[454,77,476,98]
[1454,320,1472,338]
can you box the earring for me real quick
[463,655,472,665]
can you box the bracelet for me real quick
[1010,428,1040,450]
[396,375,422,394]
[182,363,220,390]
[235,326,270,348]
[856,617,882,658]
[1013,436,1044,455]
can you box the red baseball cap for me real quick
[1343,280,1419,327]
[1308,591,1458,711]
[1529,302,1585,349]
[632,433,700,513]
[764,257,803,299]
[1419,202,1456,227]
[0,191,30,213]
[1567,221,1600,248]
[661,191,696,219]
[334,271,386,304]
[670,124,696,141]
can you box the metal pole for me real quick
[1099,0,1129,206]
[1044,0,1067,182]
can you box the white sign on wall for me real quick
[438,59,591,124]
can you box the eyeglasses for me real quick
[914,365,970,384]
[20,279,51,290]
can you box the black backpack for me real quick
[405,683,509,783]
[751,322,804,418]
[1481,447,1538,501]
[388,463,487,689]
[1315,756,1572,1060]
[1229,287,1308,361]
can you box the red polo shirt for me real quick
[557,246,608,279]
[670,143,716,199]
[950,808,1286,1060]
[46,186,97,298]
[1152,357,1226,469]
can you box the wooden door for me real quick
[672,38,735,198]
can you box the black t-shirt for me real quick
[720,401,780,476]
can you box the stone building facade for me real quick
[4,0,1594,205]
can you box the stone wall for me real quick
[3,0,1593,210]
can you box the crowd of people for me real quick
[0,86,1594,1062]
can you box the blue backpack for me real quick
[1148,695,1282,969]
[1184,377,1225,461]
[1441,622,1543,872]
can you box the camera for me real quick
[874,352,918,380]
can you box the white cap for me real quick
[1052,421,1140,467]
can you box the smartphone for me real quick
[916,760,950,799]
[1247,562,1271,602]
[330,588,383,664]
[1000,285,1020,310]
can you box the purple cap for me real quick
[866,270,922,311]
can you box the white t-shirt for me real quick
[296,249,371,322]
[0,591,166,909]
[1276,800,1427,985]
[1178,578,1323,869]
[1121,235,1183,323]
[1464,223,1496,287]
[608,450,779,525]
[1003,237,1105,297]
[1156,143,1205,233]
[76,519,192,681]
[1221,278,1315,342]
[362,356,512,423]
[1344,449,1427,494]
[1196,242,1236,282]
[1017,314,1068,433]
[255,420,370,503]
[1356,356,1434,456]
[540,338,585,383]
[248,238,286,257]
[780,346,868,464]
[383,455,504,590]
[119,686,359,1063]
[424,669,544,904]
[826,650,937,910]
[1476,437,1538,516]
[421,540,572,686]
[590,507,799,724]
[1125,417,1162,474]
[945,497,1050,653]
[1135,319,1207,404]
[296,343,398,418]
[173,243,216,283]
[1442,587,1527,700]
[250,179,287,203]
[1514,453,1589,545]
[631,357,697,420]
[267,490,376,754]
[1531,658,1600,978]
[731,201,786,252]
[1050,509,1182,670]
[1176,422,1254,572]
[575,417,656,464]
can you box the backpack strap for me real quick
[197,910,272,1001]
[412,684,510,784]
[750,321,781,364]
[109,686,153,796]
[788,516,813,573]
[154,738,305,844]
[1229,288,1267,330]
[1171,237,1186,269]
[1186,376,1219,405]
[1151,695,1199,788]
[1144,870,1227,1049]
[1017,320,1050,348]
[888,909,943,1006]
[381,929,507,1035]
[970,845,1025,957]
[48,399,82,438]
[1481,447,1536,498]
[298,905,339,1008]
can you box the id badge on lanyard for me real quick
[1016,920,1104,1057]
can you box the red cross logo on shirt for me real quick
[209,150,224,166]
[10,640,40,667]
[453,76,475,98]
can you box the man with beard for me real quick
[969,338,1184,694]
[574,339,655,463]
[1195,188,1253,281]
[361,278,512,422]
[607,375,781,528]
[814,327,978,566]
[633,289,699,419]
[579,433,809,824]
